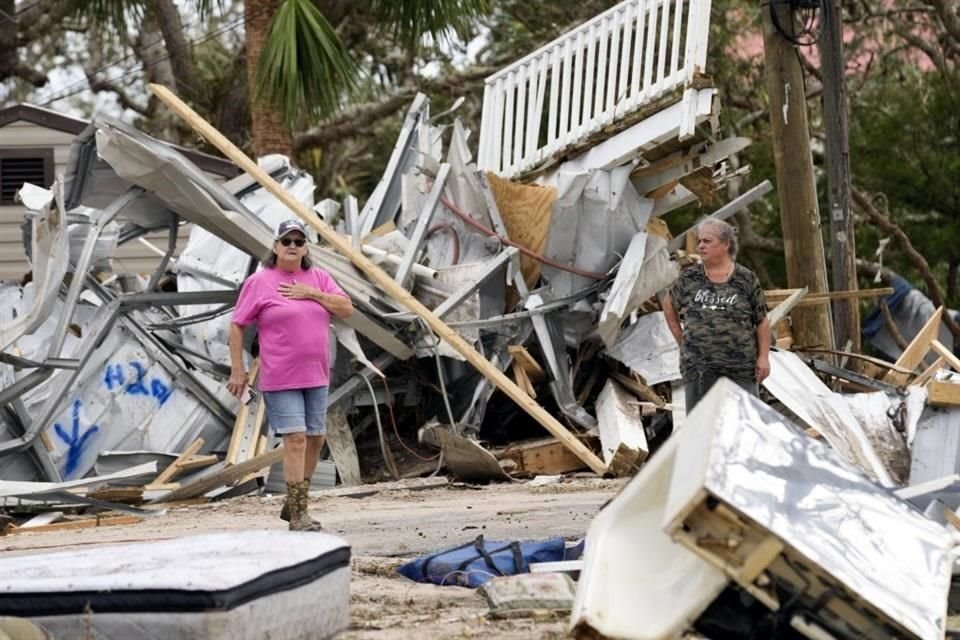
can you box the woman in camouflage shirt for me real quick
[662,218,771,411]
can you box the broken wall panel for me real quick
[606,311,681,385]
[664,379,952,640]
[763,350,897,486]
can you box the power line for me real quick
[36,17,244,108]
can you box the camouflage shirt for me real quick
[669,263,766,379]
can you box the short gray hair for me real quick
[696,218,738,259]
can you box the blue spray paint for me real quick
[53,399,99,477]
[103,361,174,407]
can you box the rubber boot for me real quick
[288,480,322,532]
[280,481,322,526]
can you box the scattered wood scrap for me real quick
[5,514,142,535]
[146,438,205,490]
[496,438,589,477]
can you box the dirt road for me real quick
[1,476,627,639]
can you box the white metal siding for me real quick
[0,120,216,281]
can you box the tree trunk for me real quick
[947,257,959,300]
[0,0,17,81]
[245,0,294,159]
[153,0,197,97]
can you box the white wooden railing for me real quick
[478,0,712,178]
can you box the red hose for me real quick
[439,195,608,280]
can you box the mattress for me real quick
[0,531,351,640]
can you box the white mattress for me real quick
[0,531,351,640]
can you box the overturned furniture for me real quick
[571,379,955,640]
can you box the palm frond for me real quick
[254,0,360,126]
[62,0,224,32]
[62,0,147,32]
[367,0,489,49]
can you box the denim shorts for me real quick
[262,386,329,436]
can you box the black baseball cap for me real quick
[275,219,307,239]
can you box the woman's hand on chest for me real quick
[277,281,317,300]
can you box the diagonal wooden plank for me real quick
[885,306,944,384]
[149,84,606,475]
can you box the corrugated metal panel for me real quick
[909,406,960,485]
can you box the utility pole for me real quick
[761,1,835,351]
[819,0,860,352]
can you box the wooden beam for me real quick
[149,83,606,475]
[226,358,261,465]
[930,340,960,373]
[927,380,960,408]
[512,361,536,398]
[914,357,945,386]
[8,515,142,534]
[885,306,944,384]
[508,345,545,381]
[176,454,219,472]
[609,371,665,407]
[764,287,892,303]
[496,437,588,476]
[325,406,362,486]
[151,447,285,504]
[151,437,204,486]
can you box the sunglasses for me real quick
[279,237,306,247]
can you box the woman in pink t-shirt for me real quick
[227,219,353,531]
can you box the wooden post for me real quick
[148,84,607,475]
[761,3,835,351]
[819,0,860,352]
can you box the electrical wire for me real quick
[35,17,244,107]
[439,195,610,280]
[357,372,402,480]
[767,0,824,47]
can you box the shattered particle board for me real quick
[485,172,556,289]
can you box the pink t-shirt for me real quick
[232,266,347,391]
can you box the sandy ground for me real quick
[1,477,628,639]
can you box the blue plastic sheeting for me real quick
[396,535,572,588]
[862,276,958,362]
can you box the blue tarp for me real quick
[396,535,576,588]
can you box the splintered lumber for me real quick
[930,340,960,373]
[497,437,589,476]
[176,454,219,472]
[150,83,607,475]
[914,357,945,386]
[508,345,546,381]
[512,361,536,398]
[226,359,262,465]
[885,306,944,384]
[609,371,665,407]
[8,515,142,535]
[325,406,362,486]
[927,381,960,408]
[596,380,648,476]
[150,447,285,504]
[764,287,893,305]
[87,486,145,503]
[151,437,205,486]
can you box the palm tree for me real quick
[64,0,486,157]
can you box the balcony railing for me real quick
[478,0,712,178]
